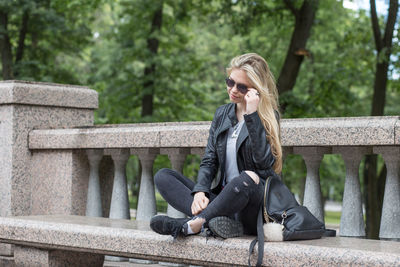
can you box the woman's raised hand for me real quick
[191,192,209,215]
[245,88,260,114]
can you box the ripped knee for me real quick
[244,170,259,184]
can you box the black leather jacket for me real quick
[192,103,276,196]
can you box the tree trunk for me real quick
[14,10,29,77]
[364,0,398,239]
[277,0,318,97]
[371,61,389,116]
[141,2,163,117]
[15,11,29,64]
[0,11,14,80]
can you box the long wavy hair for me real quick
[227,53,282,173]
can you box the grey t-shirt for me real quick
[224,120,245,185]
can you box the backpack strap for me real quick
[248,206,264,267]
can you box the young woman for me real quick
[150,53,282,238]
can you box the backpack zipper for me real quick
[264,176,288,225]
[263,176,277,223]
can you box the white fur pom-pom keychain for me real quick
[263,222,284,242]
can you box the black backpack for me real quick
[248,175,335,267]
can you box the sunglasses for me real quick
[225,77,248,94]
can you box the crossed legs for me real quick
[154,168,263,235]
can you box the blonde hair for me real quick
[227,53,282,173]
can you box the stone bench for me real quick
[0,215,399,266]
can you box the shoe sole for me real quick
[208,217,243,239]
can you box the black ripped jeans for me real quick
[154,168,264,235]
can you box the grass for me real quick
[325,211,341,225]
[129,193,168,214]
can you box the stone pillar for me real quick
[30,150,90,216]
[109,149,131,220]
[0,81,97,256]
[374,146,400,240]
[135,148,159,221]
[334,147,367,237]
[294,147,330,223]
[86,149,104,217]
[162,148,189,218]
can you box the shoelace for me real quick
[168,221,182,239]
[204,228,218,242]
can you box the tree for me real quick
[364,0,399,239]
[92,0,216,124]
[0,0,99,82]
[0,2,17,79]
[277,0,319,97]
[141,0,163,117]
[210,0,319,114]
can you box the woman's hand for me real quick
[245,88,260,114]
[191,192,209,215]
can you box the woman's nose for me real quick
[231,84,239,93]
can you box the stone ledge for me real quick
[29,116,400,149]
[0,255,14,267]
[0,215,399,267]
[0,80,98,109]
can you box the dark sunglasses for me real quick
[225,77,248,94]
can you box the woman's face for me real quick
[226,68,251,104]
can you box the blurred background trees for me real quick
[1,0,399,239]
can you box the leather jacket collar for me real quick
[217,103,249,153]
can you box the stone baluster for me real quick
[109,149,131,220]
[135,148,159,221]
[374,147,400,240]
[107,149,131,262]
[86,149,104,217]
[162,148,189,218]
[294,147,330,223]
[334,147,367,237]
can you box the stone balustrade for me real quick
[1,80,399,263]
[28,116,400,240]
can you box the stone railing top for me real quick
[29,122,211,149]
[29,116,400,149]
[0,80,98,109]
[283,115,400,146]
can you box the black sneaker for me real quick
[150,215,190,238]
[208,216,243,239]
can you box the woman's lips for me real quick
[230,94,239,99]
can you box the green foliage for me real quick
[282,155,306,202]
[320,155,345,201]
[282,2,376,118]
[1,0,100,83]
[1,0,399,207]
